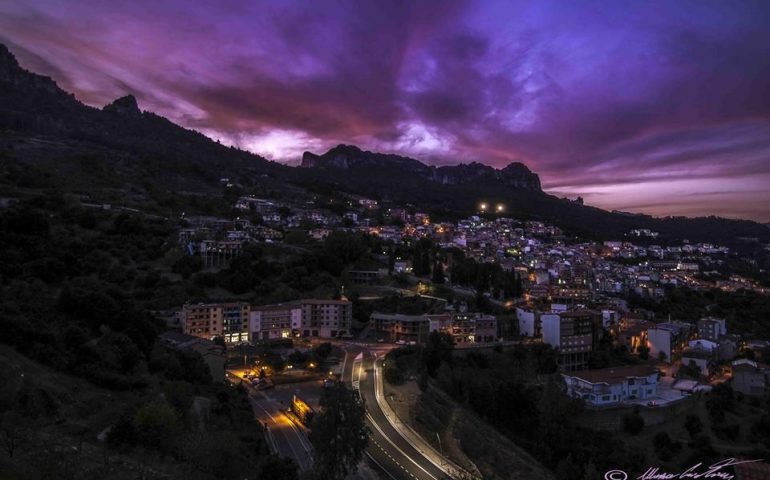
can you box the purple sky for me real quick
[2,0,770,221]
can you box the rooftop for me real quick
[565,364,658,384]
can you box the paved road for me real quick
[342,345,450,480]
[230,375,314,471]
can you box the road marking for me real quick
[363,358,438,480]
[340,349,349,382]
[251,397,311,470]
[365,451,398,480]
[372,357,462,478]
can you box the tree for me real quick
[309,383,368,480]
[422,331,454,377]
[383,361,405,385]
[313,342,332,362]
[171,254,202,279]
[706,383,734,424]
[0,411,26,458]
[622,409,645,435]
[581,461,599,480]
[684,414,703,438]
[134,400,180,452]
[555,454,580,480]
[431,259,445,284]
[679,360,701,379]
[417,369,429,392]
[638,344,650,360]
[652,431,672,451]
[256,455,298,480]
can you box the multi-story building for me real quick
[370,312,430,343]
[612,317,656,355]
[443,313,497,345]
[647,321,693,363]
[300,299,352,338]
[249,304,301,341]
[542,310,599,371]
[731,359,769,396]
[182,303,222,339]
[681,340,718,377]
[562,365,659,407]
[181,302,250,343]
[697,317,727,341]
[516,307,539,338]
[220,302,250,343]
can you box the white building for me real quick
[249,304,301,341]
[516,307,537,337]
[563,365,659,406]
[647,322,693,363]
[249,299,352,340]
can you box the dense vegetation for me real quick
[386,335,770,480]
[628,286,770,339]
[0,193,295,478]
[0,187,390,478]
[307,383,368,480]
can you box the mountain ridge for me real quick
[301,144,542,190]
[2,42,769,249]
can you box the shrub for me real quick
[622,410,645,435]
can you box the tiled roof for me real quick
[566,365,658,384]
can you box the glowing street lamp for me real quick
[496,204,505,212]
[479,203,488,211]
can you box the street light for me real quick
[479,202,488,212]
[496,204,505,212]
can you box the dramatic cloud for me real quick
[1,0,769,220]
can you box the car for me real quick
[377,338,385,343]
[395,340,406,345]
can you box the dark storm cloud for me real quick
[0,0,769,219]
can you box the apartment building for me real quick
[220,303,250,343]
[182,303,222,339]
[181,302,250,343]
[249,303,301,341]
[516,307,541,338]
[697,317,727,341]
[613,317,656,354]
[542,310,600,371]
[446,313,497,344]
[562,365,659,407]
[647,321,693,363]
[732,359,769,397]
[370,312,430,343]
[300,299,352,338]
